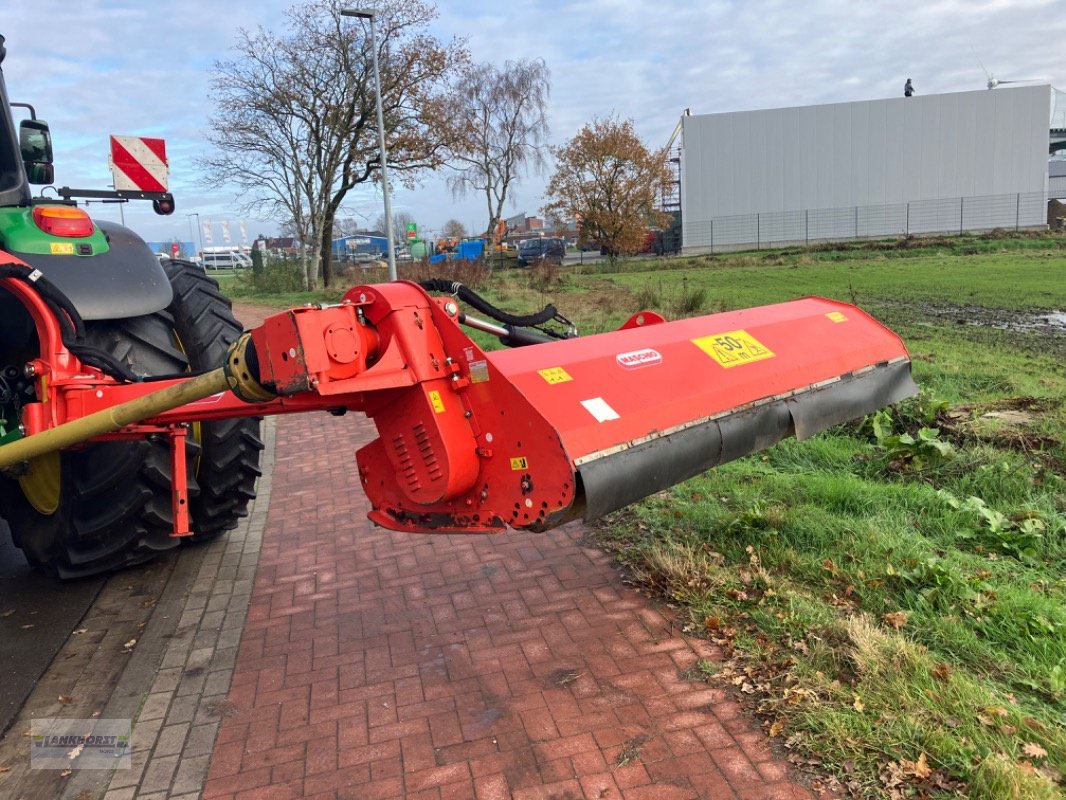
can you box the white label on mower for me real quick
[581,397,620,423]
[616,348,662,369]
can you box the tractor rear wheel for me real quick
[0,261,262,577]
[162,260,262,542]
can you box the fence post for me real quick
[1016,193,1020,231]
[710,219,714,254]
[960,197,964,234]
[906,203,910,236]
[805,209,809,244]
[757,214,760,250]
[854,206,858,239]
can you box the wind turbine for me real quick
[978,58,1044,89]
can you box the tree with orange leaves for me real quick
[543,117,671,260]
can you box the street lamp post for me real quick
[186,212,204,262]
[341,7,396,281]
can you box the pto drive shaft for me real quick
[0,333,267,470]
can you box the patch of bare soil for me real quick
[904,302,1066,334]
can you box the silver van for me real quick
[201,252,251,270]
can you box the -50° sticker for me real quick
[692,330,775,368]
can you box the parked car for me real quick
[201,252,251,270]
[516,237,566,267]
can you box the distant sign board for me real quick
[108,135,168,192]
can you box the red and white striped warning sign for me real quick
[108,135,169,192]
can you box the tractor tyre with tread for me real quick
[0,260,262,577]
[162,259,263,542]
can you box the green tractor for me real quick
[0,34,262,578]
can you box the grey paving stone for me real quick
[183,722,220,759]
[148,667,183,696]
[152,722,190,758]
[175,670,207,698]
[137,752,178,795]
[136,692,172,722]
[163,693,199,726]
[170,753,211,796]
[204,669,233,697]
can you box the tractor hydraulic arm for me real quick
[0,278,918,537]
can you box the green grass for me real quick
[230,232,1066,798]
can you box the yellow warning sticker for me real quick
[538,367,572,384]
[825,311,848,323]
[50,242,75,255]
[510,456,529,471]
[428,390,445,413]
[692,330,775,368]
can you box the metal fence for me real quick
[683,191,1049,252]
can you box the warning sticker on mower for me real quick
[428,390,445,413]
[510,457,529,470]
[468,359,489,384]
[825,311,848,323]
[692,330,775,368]
[50,242,75,255]
[538,367,572,384]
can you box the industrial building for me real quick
[669,85,1063,252]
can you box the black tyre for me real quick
[0,261,262,577]
[0,313,192,578]
[162,260,262,542]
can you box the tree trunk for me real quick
[319,213,336,288]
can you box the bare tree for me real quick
[375,210,417,244]
[441,218,467,239]
[333,216,371,237]
[448,59,550,240]
[203,0,468,288]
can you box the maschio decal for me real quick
[616,348,662,369]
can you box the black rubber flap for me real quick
[579,418,723,521]
[578,359,918,521]
[788,360,918,440]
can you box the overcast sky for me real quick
[2,0,1064,245]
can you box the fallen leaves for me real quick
[57,695,73,705]
[121,639,137,653]
[901,752,932,779]
[881,610,909,630]
[1022,742,1048,760]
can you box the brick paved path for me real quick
[201,405,819,800]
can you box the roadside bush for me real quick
[244,259,305,293]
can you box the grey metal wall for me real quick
[681,86,1052,250]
